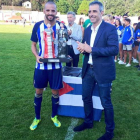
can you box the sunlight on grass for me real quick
[0,25,33,33]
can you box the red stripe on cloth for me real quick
[44,31,49,58]
[59,82,74,96]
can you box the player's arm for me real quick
[31,22,43,64]
[31,41,43,64]
[137,37,140,42]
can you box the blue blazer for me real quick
[82,21,119,84]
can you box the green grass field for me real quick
[0,24,140,140]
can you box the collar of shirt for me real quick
[91,20,102,32]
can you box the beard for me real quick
[68,21,74,26]
[45,15,55,22]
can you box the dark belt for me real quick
[88,64,93,68]
[68,45,73,48]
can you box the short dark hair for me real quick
[125,18,131,23]
[133,23,137,27]
[89,1,104,12]
[123,12,129,17]
[138,16,140,20]
[44,1,57,9]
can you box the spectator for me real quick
[78,17,84,38]
[134,22,140,69]
[115,18,124,64]
[122,18,133,67]
[137,38,140,70]
[83,19,92,29]
[133,23,139,63]
[122,13,129,27]
[66,11,82,67]
[23,18,26,27]
[103,15,111,23]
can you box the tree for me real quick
[130,0,140,16]
[31,0,44,11]
[69,0,82,14]
[100,0,126,16]
[53,0,59,3]
[100,0,139,16]
[12,0,22,6]
[1,0,12,6]
[57,0,69,14]
[67,0,74,12]
[77,0,90,15]
[0,0,140,16]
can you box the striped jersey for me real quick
[31,21,62,70]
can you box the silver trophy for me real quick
[40,22,72,63]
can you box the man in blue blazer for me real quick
[73,1,118,140]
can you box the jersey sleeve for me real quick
[30,23,38,43]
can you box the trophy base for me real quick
[39,57,72,63]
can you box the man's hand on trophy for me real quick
[36,55,43,64]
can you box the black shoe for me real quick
[134,65,139,68]
[97,132,114,140]
[73,122,93,132]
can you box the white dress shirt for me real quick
[88,21,102,65]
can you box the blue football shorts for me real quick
[34,68,63,89]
